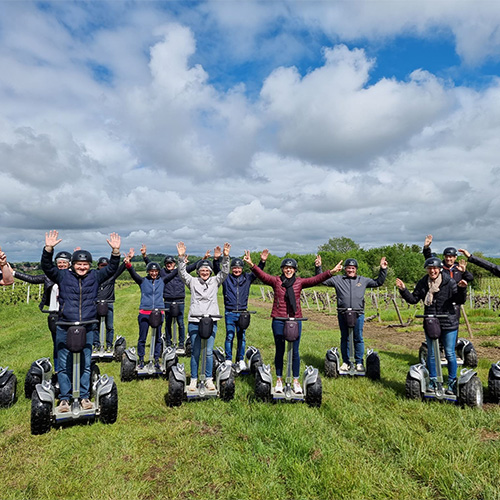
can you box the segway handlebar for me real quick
[56,319,99,327]
[191,314,223,320]
[274,317,308,322]
[142,308,167,312]
[416,314,449,319]
[41,309,58,314]
[337,307,364,313]
[231,310,257,314]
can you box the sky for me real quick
[3,0,500,261]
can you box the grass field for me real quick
[1,284,500,500]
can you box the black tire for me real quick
[405,374,422,400]
[219,375,235,401]
[164,356,177,377]
[212,348,225,377]
[324,357,338,378]
[418,343,428,364]
[99,382,118,424]
[366,352,381,381]
[30,391,51,435]
[249,350,263,375]
[167,370,184,407]
[114,337,127,361]
[24,371,41,399]
[459,375,483,408]
[120,354,136,382]
[254,371,272,402]
[463,346,478,368]
[184,337,192,358]
[0,373,17,408]
[90,363,100,398]
[305,377,322,408]
[488,367,500,403]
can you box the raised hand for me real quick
[223,242,231,257]
[380,257,388,269]
[315,254,322,267]
[424,234,433,248]
[140,244,147,257]
[0,248,6,267]
[260,248,269,262]
[45,230,62,251]
[457,259,467,272]
[177,241,186,257]
[203,249,211,259]
[457,279,468,288]
[458,248,471,259]
[124,248,134,264]
[213,246,222,259]
[395,278,405,290]
[243,250,254,267]
[107,233,121,252]
[331,260,343,274]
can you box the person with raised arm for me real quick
[0,247,14,286]
[458,248,500,278]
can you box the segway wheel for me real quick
[219,374,235,402]
[488,366,500,403]
[30,391,51,435]
[366,352,381,381]
[0,373,17,408]
[113,337,127,361]
[167,370,184,407]
[463,345,478,368]
[99,382,118,424]
[405,374,422,400]
[254,371,272,402]
[324,357,338,378]
[184,337,192,358]
[249,350,263,375]
[459,375,483,408]
[305,377,322,408]
[418,342,428,364]
[164,355,178,377]
[90,363,100,398]
[24,370,41,399]
[212,348,225,377]
[120,354,136,382]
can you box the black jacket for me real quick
[468,254,500,278]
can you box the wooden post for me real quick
[373,293,381,322]
[460,305,474,339]
[489,285,491,310]
[392,298,404,326]
[326,293,332,314]
[260,286,266,301]
[313,290,320,311]
[302,290,310,310]
[27,285,30,304]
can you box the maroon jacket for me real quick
[251,265,332,318]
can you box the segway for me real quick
[405,314,482,408]
[254,317,322,407]
[121,308,177,381]
[212,310,263,376]
[0,365,17,408]
[92,300,127,362]
[418,338,478,368]
[488,360,500,403]
[167,314,235,406]
[31,319,118,434]
[325,308,380,379]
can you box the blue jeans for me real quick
[189,321,217,379]
[426,329,458,381]
[56,325,92,400]
[224,311,246,362]
[93,304,114,347]
[272,319,302,378]
[164,301,186,346]
[338,312,365,364]
[137,313,163,359]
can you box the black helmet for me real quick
[231,258,244,268]
[146,262,161,272]
[443,247,457,256]
[97,257,109,266]
[55,251,71,262]
[164,255,175,265]
[280,258,298,269]
[71,250,92,263]
[344,258,358,268]
[196,259,213,273]
[424,257,443,269]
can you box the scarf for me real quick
[280,274,297,314]
[424,273,442,306]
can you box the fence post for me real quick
[260,286,266,302]
[489,285,491,310]
[27,285,30,304]
[326,293,332,314]
[38,284,42,300]
[460,305,474,339]
[302,290,310,310]
[469,286,472,309]
[313,290,320,311]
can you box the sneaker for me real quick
[238,360,247,371]
[58,400,70,413]
[206,378,216,391]
[293,379,303,394]
[429,378,438,392]
[154,359,161,370]
[188,378,197,391]
[340,362,350,371]
[138,357,145,369]
[178,344,185,350]
[446,378,457,396]
[356,363,365,372]
[275,378,283,393]
[92,345,99,353]
[81,398,93,410]
[106,345,113,353]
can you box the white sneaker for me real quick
[293,379,303,394]
[275,378,283,393]
[340,362,350,371]
[356,363,365,372]
[188,378,197,391]
[206,378,216,391]
[238,360,246,371]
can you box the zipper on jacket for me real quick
[79,279,82,321]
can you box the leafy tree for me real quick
[318,236,360,254]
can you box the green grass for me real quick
[1,284,500,500]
